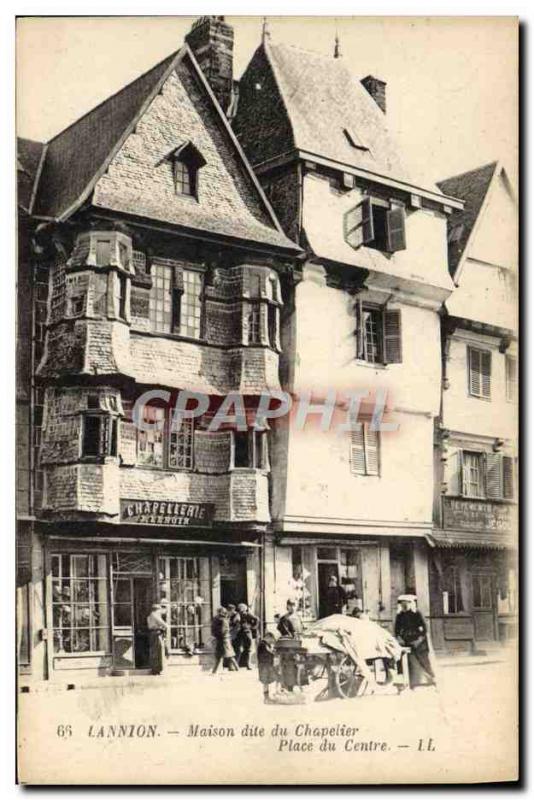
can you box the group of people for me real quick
[147,584,436,693]
[210,603,259,674]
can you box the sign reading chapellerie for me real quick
[120,499,214,527]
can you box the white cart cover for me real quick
[307,614,402,662]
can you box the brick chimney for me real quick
[186,16,234,114]
[361,75,386,114]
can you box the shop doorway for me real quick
[472,572,497,641]
[112,575,154,670]
[219,555,247,608]
[317,559,340,619]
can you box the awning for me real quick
[427,530,517,550]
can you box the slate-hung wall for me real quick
[37,230,283,525]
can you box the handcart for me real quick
[274,614,410,700]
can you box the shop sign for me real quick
[442,497,514,533]
[120,499,214,528]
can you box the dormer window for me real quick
[173,158,195,197]
[160,141,206,200]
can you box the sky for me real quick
[16,16,518,187]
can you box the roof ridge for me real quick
[43,49,179,146]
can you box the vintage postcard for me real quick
[16,15,518,785]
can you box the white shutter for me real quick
[468,348,481,396]
[364,426,380,475]
[344,198,374,250]
[503,457,515,499]
[485,453,503,500]
[448,450,462,496]
[350,426,366,475]
[481,351,491,398]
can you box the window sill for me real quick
[53,651,110,658]
[354,359,390,371]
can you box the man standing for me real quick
[325,574,347,617]
[234,603,259,670]
[277,599,304,638]
[394,594,437,688]
[147,603,169,676]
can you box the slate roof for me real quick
[235,41,444,194]
[26,45,297,253]
[17,137,45,212]
[437,161,498,276]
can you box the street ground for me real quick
[17,653,518,785]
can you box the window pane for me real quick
[363,308,382,363]
[83,416,101,457]
[137,406,165,467]
[159,557,211,651]
[168,417,194,470]
[180,270,203,339]
[149,264,173,333]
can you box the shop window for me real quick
[506,356,517,402]
[344,197,406,253]
[442,565,464,614]
[290,547,314,620]
[137,405,194,471]
[158,557,211,652]
[81,415,119,459]
[350,423,380,476]
[354,299,402,364]
[233,430,268,469]
[51,553,110,653]
[468,346,491,399]
[17,531,32,666]
[339,549,363,607]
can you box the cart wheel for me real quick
[333,656,364,699]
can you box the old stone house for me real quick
[16,17,300,682]
[232,39,468,634]
[430,162,518,651]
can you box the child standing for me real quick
[257,632,278,703]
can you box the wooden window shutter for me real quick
[481,351,491,398]
[354,296,365,359]
[485,452,503,500]
[364,426,380,475]
[503,456,515,499]
[449,450,462,496]
[386,207,407,252]
[350,425,366,475]
[460,450,469,497]
[468,347,481,396]
[344,197,373,250]
[383,309,402,363]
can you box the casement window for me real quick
[506,356,517,402]
[149,264,203,339]
[114,273,128,320]
[267,304,279,349]
[137,405,194,471]
[51,553,110,654]
[468,346,491,399]
[457,450,515,500]
[442,565,464,614]
[349,423,380,476]
[82,414,119,459]
[233,430,269,469]
[173,159,195,197]
[158,556,211,652]
[248,303,261,345]
[354,299,402,364]
[180,269,203,339]
[344,196,407,253]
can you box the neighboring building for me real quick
[232,40,465,630]
[430,162,518,652]
[16,17,300,682]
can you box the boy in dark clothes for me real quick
[257,632,278,703]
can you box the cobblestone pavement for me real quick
[17,654,518,785]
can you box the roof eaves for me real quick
[28,142,48,216]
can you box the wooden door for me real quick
[472,572,497,641]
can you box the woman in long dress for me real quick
[211,607,239,674]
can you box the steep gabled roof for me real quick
[29,44,298,253]
[234,40,448,198]
[17,137,46,213]
[32,51,176,219]
[438,161,499,278]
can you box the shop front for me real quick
[268,535,429,632]
[41,522,262,681]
